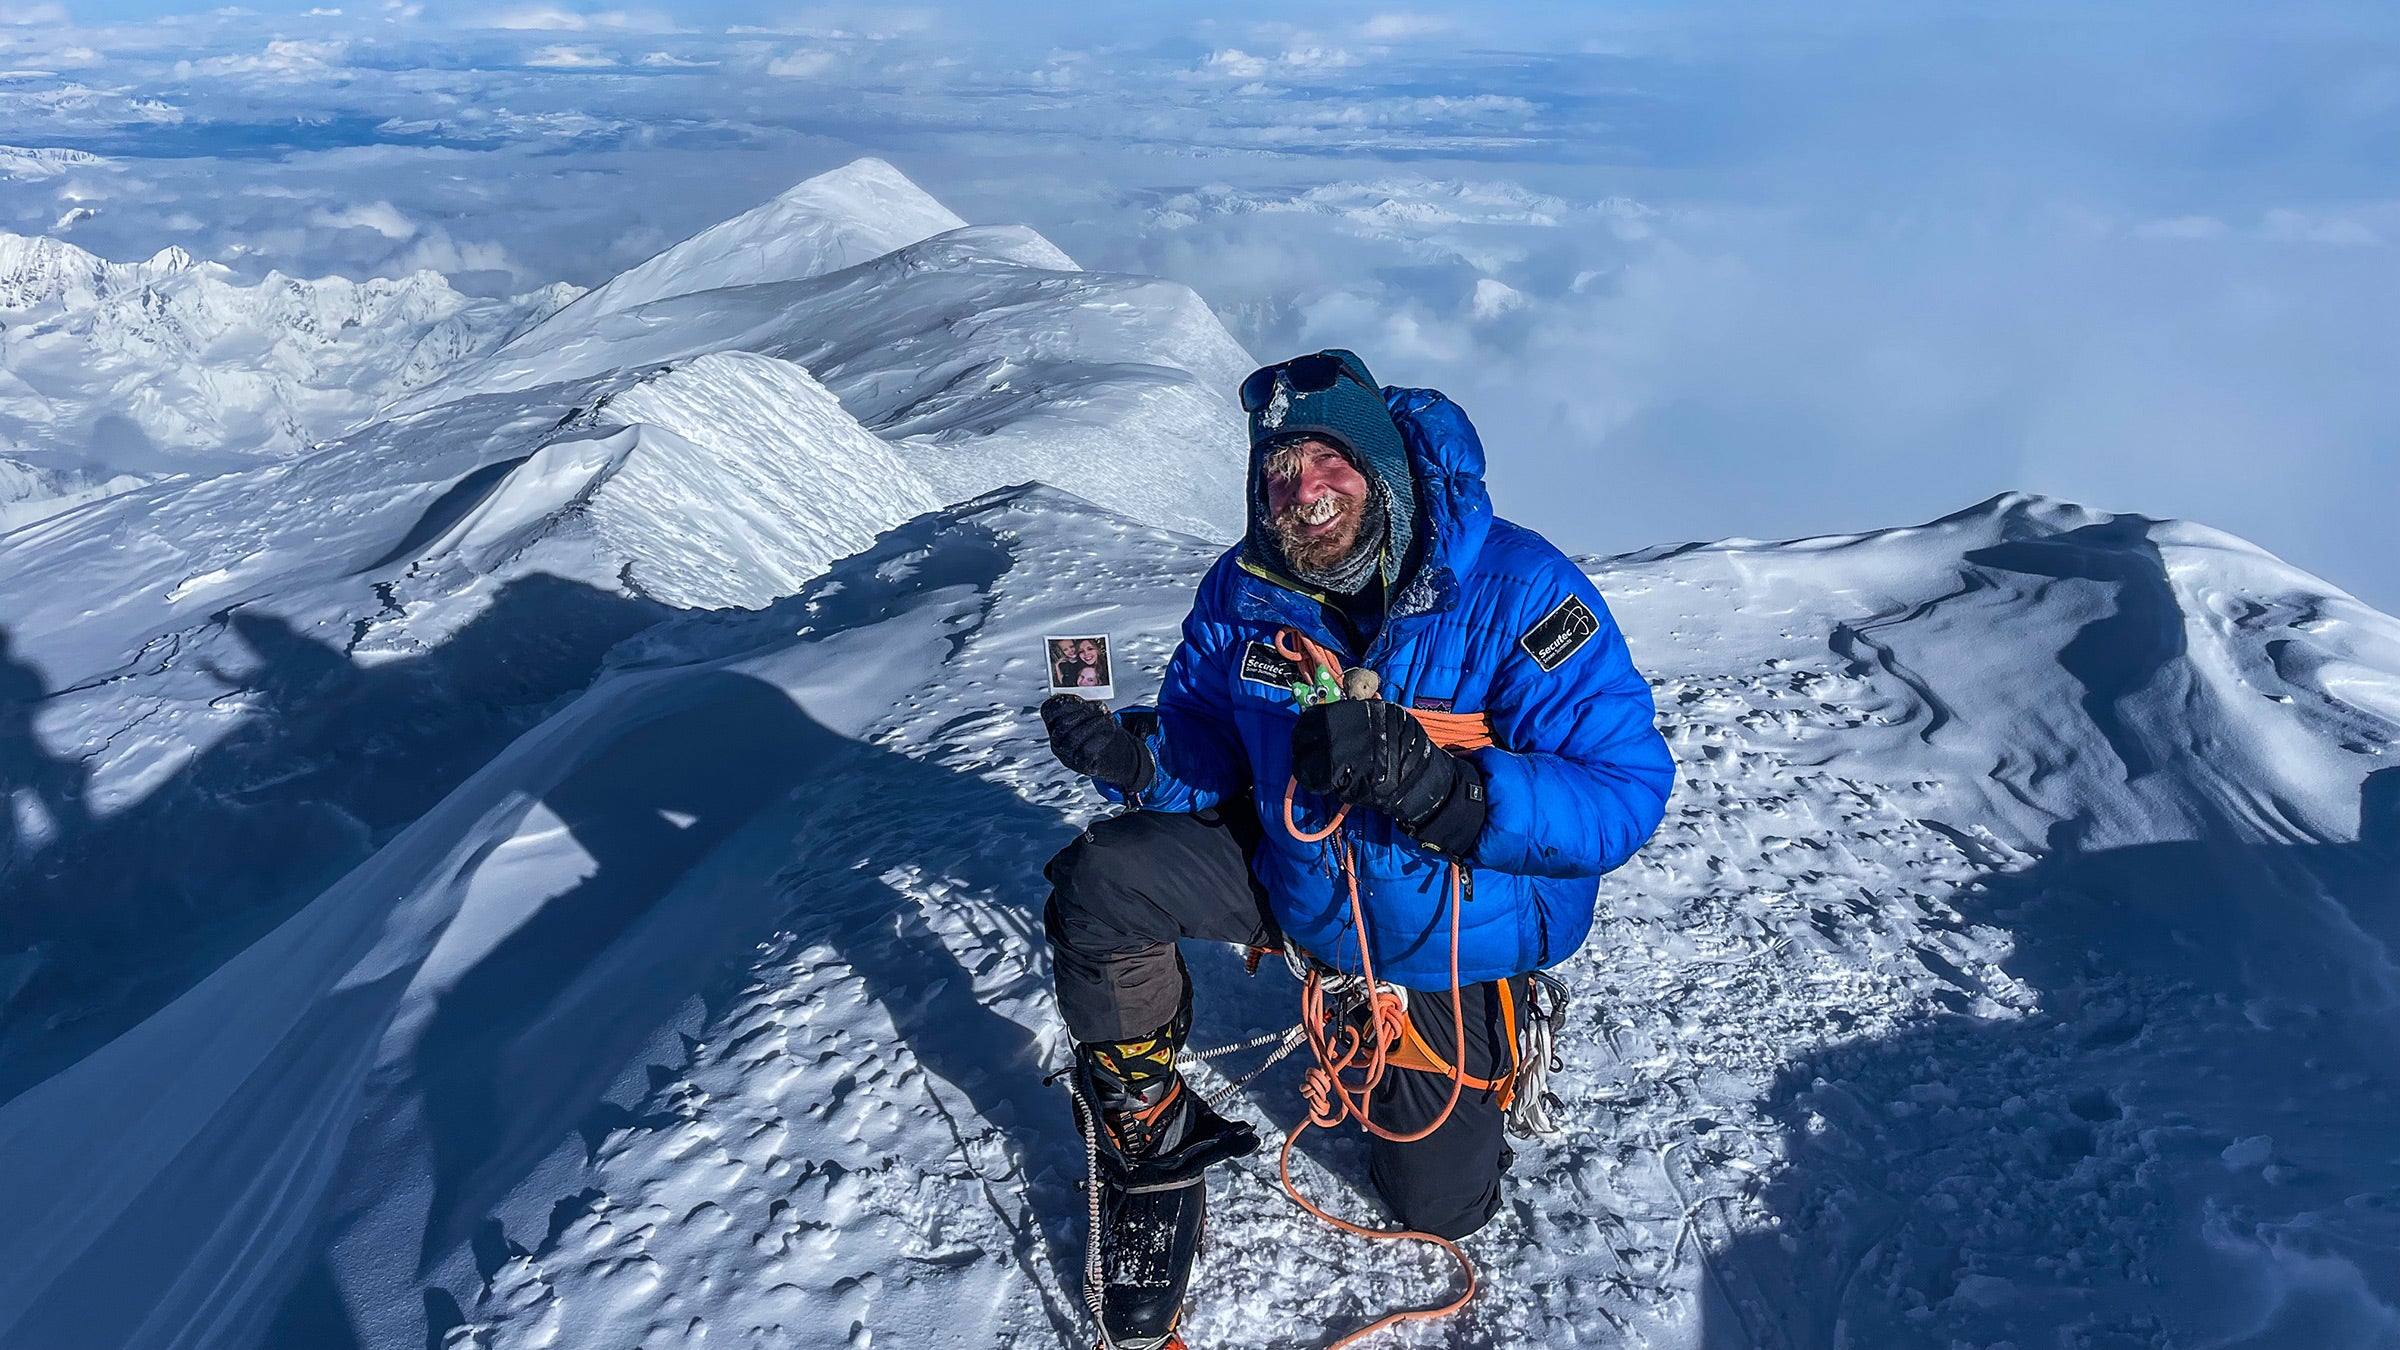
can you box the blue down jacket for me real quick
[1109,387,1675,989]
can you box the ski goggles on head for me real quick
[1238,349,1375,413]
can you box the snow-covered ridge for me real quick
[559,155,971,317]
[0,229,583,475]
[0,231,197,309]
[0,144,111,181]
[0,454,149,534]
[400,351,945,611]
[0,158,1253,1040]
[427,179,1251,540]
[1605,490,2399,847]
[0,154,1247,541]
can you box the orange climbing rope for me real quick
[1272,629,1494,754]
[1267,626,1498,1348]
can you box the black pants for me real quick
[1044,807,1514,1239]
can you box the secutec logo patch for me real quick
[1239,639,1305,688]
[1519,595,1599,672]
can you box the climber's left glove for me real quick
[1290,699,1486,857]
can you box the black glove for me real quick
[1043,694,1155,793]
[1290,698,1487,857]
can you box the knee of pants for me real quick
[1044,818,1148,910]
[1369,1138,1506,1240]
[1043,846,1109,955]
[1044,814,1185,940]
[1372,1124,1497,1239]
[1041,830,1154,962]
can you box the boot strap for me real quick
[1121,1174,1208,1196]
[1095,1096,1259,1190]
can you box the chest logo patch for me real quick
[1239,639,1306,690]
[1519,594,1600,672]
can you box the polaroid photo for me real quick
[1044,634,1115,701]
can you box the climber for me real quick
[1040,348,1675,1348]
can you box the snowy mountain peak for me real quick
[5,448,2392,1349]
[1927,488,2115,539]
[0,230,582,475]
[431,172,1246,539]
[771,155,964,233]
[0,144,110,181]
[3,140,2398,1347]
[558,156,971,319]
[0,230,201,310]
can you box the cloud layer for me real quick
[0,2,2391,609]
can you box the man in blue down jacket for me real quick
[1040,348,1673,1345]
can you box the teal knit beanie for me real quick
[1242,349,1417,591]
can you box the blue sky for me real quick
[2,1,2395,609]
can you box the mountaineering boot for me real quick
[1072,998,1257,1347]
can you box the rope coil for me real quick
[1268,627,1488,1348]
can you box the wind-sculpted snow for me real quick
[362,354,942,610]
[3,478,2395,1350]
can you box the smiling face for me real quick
[1262,436,1372,576]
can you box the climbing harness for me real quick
[1056,626,1570,1349]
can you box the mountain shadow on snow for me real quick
[1700,775,2400,1350]
[1,521,1129,1349]
[0,576,672,1102]
[0,628,89,878]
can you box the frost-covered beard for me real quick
[1269,477,1389,593]
[1272,488,1363,573]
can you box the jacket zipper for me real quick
[1238,548,1415,675]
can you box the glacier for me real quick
[0,158,2395,1350]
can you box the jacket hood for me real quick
[1380,386,1495,620]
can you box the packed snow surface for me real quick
[2,158,2397,1350]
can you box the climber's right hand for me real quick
[1042,694,1155,794]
